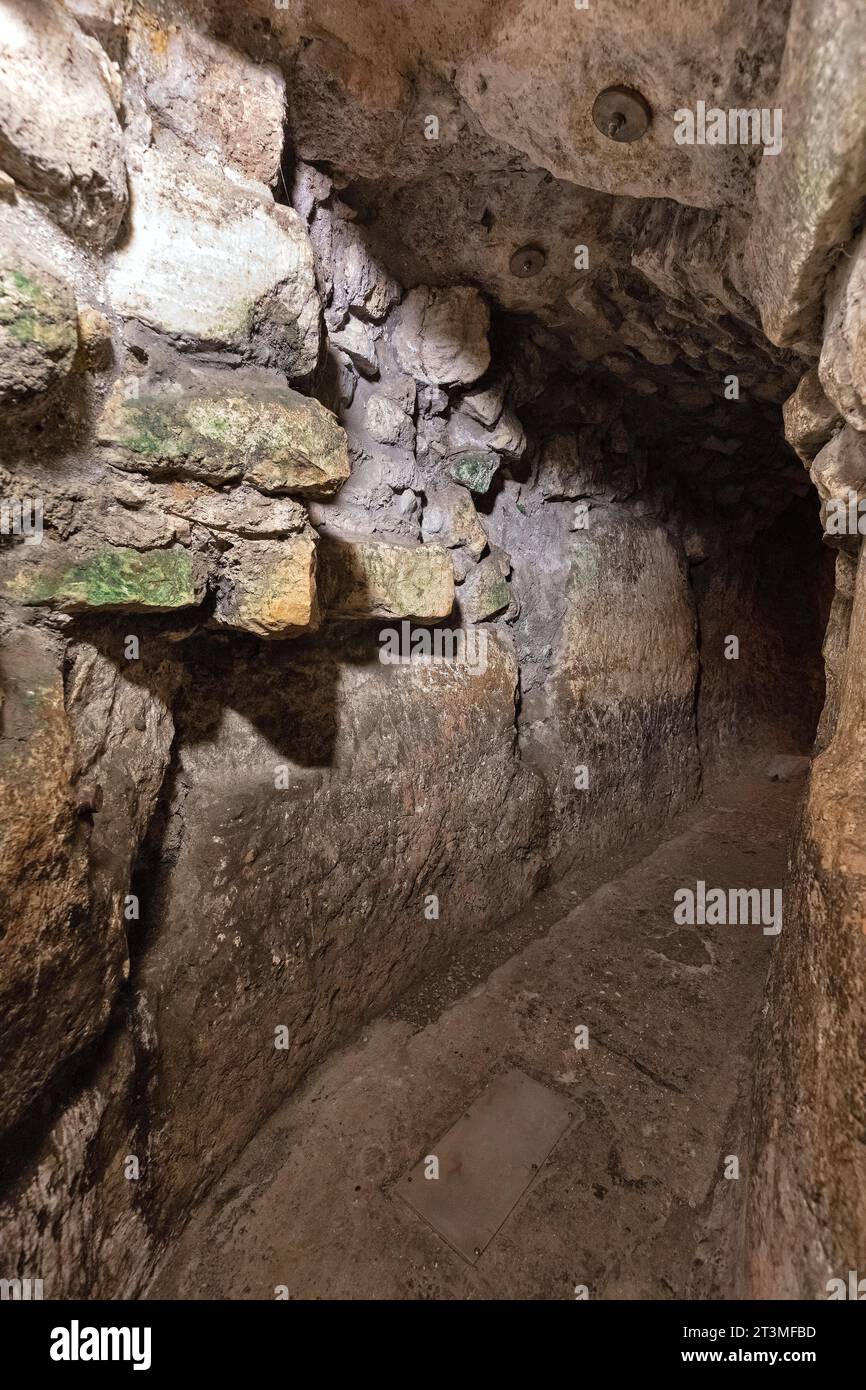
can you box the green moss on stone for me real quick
[11,546,198,611]
[101,384,349,496]
[0,264,76,352]
[449,450,501,494]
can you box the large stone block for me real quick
[421,485,488,560]
[98,381,350,498]
[810,427,866,506]
[106,148,319,376]
[129,16,286,185]
[783,368,842,461]
[162,483,308,539]
[2,543,204,612]
[318,535,454,620]
[0,0,127,247]
[820,225,866,431]
[746,0,866,347]
[459,549,511,623]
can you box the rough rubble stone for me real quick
[0,0,128,247]
[129,16,286,185]
[319,535,454,620]
[459,549,511,623]
[329,315,379,377]
[391,286,490,387]
[162,483,308,538]
[460,380,505,427]
[215,533,320,639]
[309,201,401,324]
[447,401,526,460]
[448,450,500,494]
[782,368,842,460]
[810,427,866,507]
[364,381,416,448]
[98,380,350,498]
[293,161,332,223]
[0,238,78,410]
[421,485,487,560]
[70,495,189,552]
[820,225,866,431]
[106,148,320,376]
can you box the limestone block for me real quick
[319,535,454,620]
[215,533,320,639]
[0,0,127,246]
[392,286,490,387]
[98,379,350,498]
[0,239,77,410]
[106,148,319,376]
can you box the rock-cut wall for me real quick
[0,0,834,1298]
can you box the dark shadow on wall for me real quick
[690,494,834,782]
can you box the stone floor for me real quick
[151,769,803,1300]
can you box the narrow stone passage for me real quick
[153,767,800,1301]
[5,0,866,1313]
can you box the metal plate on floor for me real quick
[394,1069,573,1263]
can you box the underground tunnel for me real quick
[0,0,865,1324]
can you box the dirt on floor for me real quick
[150,767,804,1301]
